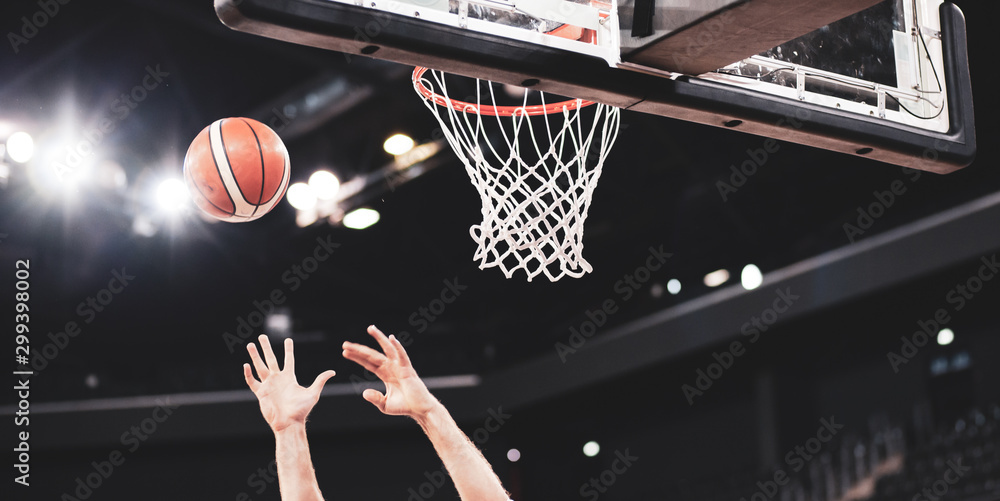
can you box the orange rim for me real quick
[412,67,596,117]
[412,2,610,117]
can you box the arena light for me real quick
[704,269,730,288]
[308,170,340,200]
[26,131,96,198]
[506,449,521,462]
[667,279,681,295]
[394,141,442,170]
[383,133,415,156]
[132,213,159,238]
[583,441,600,457]
[156,178,189,212]
[951,351,970,370]
[342,207,380,230]
[741,264,763,290]
[286,182,317,211]
[95,161,128,192]
[930,356,948,375]
[937,328,954,346]
[295,208,319,228]
[266,309,293,339]
[6,132,34,163]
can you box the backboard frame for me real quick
[216,0,975,173]
[704,0,952,135]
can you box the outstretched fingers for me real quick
[243,363,261,392]
[258,334,281,370]
[388,334,412,368]
[368,325,399,361]
[282,337,295,374]
[342,342,386,373]
[247,342,269,379]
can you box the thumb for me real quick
[309,370,337,393]
[362,389,387,412]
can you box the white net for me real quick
[414,68,621,282]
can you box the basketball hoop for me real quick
[413,67,598,117]
[412,66,620,282]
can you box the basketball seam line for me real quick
[239,118,267,215]
[256,152,289,221]
[211,120,240,217]
[185,136,235,217]
[275,154,290,207]
[216,118,250,218]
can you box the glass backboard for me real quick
[215,0,975,172]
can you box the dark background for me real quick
[0,0,998,500]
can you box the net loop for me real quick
[413,67,620,282]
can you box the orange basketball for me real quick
[183,117,290,222]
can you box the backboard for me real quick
[215,0,975,173]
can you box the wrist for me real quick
[272,421,308,436]
[412,400,447,428]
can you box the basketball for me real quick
[183,117,290,222]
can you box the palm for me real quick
[244,335,336,432]
[255,373,316,429]
[380,367,431,416]
[343,326,438,419]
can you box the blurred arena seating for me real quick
[663,402,1000,501]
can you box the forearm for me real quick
[415,403,509,501]
[274,424,325,501]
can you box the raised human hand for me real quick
[342,325,439,419]
[244,334,336,432]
